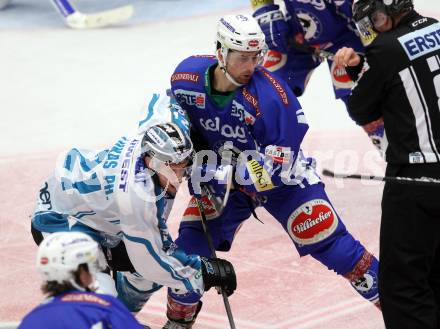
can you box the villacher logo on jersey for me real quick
[287,199,338,245]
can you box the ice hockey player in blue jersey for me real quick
[252,0,386,154]
[163,14,381,328]
[29,94,236,318]
[18,231,145,329]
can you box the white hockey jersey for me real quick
[32,93,203,294]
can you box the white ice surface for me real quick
[1,0,439,156]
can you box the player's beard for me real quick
[236,71,253,84]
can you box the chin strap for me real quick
[217,47,244,87]
[69,278,88,292]
[220,66,244,87]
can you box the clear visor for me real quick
[149,156,192,190]
[355,16,379,46]
[227,49,266,66]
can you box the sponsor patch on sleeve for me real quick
[242,88,261,117]
[258,68,289,106]
[398,23,440,60]
[246,159,274,192]
[265,145,292,164]
[171,72,200,83]
[174,89,206,109]
[287,199,338,245]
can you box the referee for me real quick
[334,0,440,328]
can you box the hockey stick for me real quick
[51,0,134,29]
[201,164,234,216]
[322,168,440,186]
[289,40,335,60]
[194,197,237,329]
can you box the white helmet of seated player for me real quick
[36,232,107,292]
[141,121,194,195]
[216,14,267,86]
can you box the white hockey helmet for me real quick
[36,232,102,285]
[216,14,266,85]
[141,122,194,193]
[141,122,194,165]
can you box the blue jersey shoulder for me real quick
[247,66,302,114]
[171,55,217,89]
[284,0,356,45]
[18,291,138,329]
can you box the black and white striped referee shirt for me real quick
[348,10,440,164]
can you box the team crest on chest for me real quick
[295,9,323,41]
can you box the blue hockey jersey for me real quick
[284,0,357,47]
[18,291,144,329]
[171,56,312,194]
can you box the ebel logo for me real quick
[265,145,292,164]
[39,182,52,210]
[199,117,247,143]
[174,89,206,109]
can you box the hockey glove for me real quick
[201,257,236,297]
[253,4,290,53]
[188,164,234,211]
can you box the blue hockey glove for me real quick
[253,4,290,53]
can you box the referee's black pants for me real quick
[380,163,440,329]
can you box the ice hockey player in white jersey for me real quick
[30,93,237,315]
